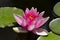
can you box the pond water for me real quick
[0,0,60,40]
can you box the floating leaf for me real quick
[49,18,60,34]
[0,7,23,28]
[53,2,60,16]
[37,32,60,40]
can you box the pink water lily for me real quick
[13,7,49,35]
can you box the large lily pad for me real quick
[49,18,60,34]
[0,7,23,28]
[53,2,60,16]
[37,32,60,40]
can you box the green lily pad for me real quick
[37,32,60,40]
[53,2,60,16]
[49,18,60,34]
[0,7,23,28]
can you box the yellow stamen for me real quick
[29,16,33,20]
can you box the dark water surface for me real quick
[0,0,60,40]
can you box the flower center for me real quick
[29,16,34,20]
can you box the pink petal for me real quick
[32,28,48,35]
[38,11,45,18]
[27,24,35,31]
[31,7,37,12]
[13,14,22,25]
[35,19,43,28]
[31,18,38,25]
[35,8,37,12]
[22,12,26,19]
[13,27,28,33]
[35,17,49,28]
[30,7,38,15]
[13,14,27,27]
[25,8,29,14]
[22,19,27,27]
[31,18,37,24]
[31,7,35,10]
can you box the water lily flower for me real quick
[13,7,49,35]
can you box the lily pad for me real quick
[53,2,60,16]
[37,32,60,40]
[0,7,23,28]
[49,18,60,34]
